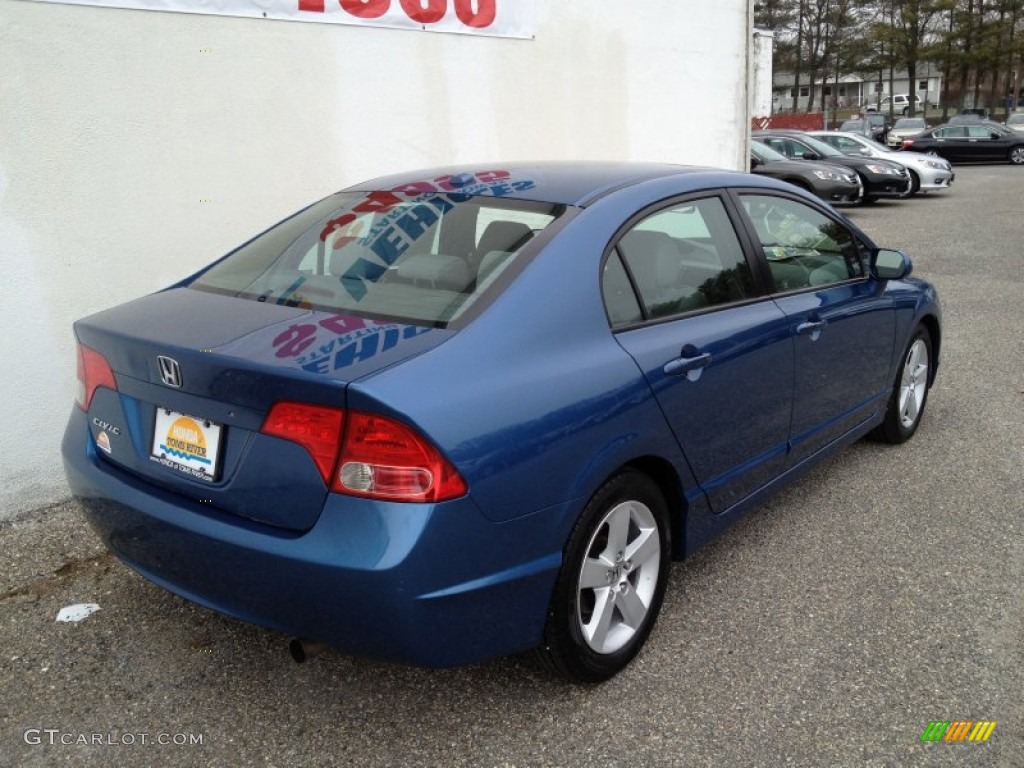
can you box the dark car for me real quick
[839,115,888,142]
[753,131,911,202]
[750,141,861,204]
[901,122,1024,164]
[62,162,941,682]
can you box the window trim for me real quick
[600,190,773,332]
[726,187,873,297]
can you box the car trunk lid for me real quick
[75,287,450,531]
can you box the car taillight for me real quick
[75,343,117,410]
[334,411,467,502]
[261,402,345,484]
[902,139,914,147]
[260,403,465,502]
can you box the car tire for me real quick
[855,174,877,204]
[902,170,920,197]
[1009,146,1024,165]
[537,470,671,683]
[870,325,932,444]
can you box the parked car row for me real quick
[751,129,954,206]
[899,119,1024,164]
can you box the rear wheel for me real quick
[871,325,932,444]
[537,470,671,683]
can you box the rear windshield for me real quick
[190,190,566,327]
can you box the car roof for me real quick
[344,162,736,207]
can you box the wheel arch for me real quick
[619,455,688,560]
[919,313,941,386]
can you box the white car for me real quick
[1006,113,1024,134]
[875,94,924,115]
[809,130,953,196]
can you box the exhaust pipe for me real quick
[289,638,328,663]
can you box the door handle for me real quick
[796,319,825,341]
[663,348,712,381]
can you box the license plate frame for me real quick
[150,408,224,483]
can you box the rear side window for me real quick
[191,190,565,327]
[605,196,754,325]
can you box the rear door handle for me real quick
[663,347,712,381]
[796,319,825,341]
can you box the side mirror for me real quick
[871,248,912,280]
[750,156,763,170]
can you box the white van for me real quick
[878,94,924,115]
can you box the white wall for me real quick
[751,29,773,118]
[0,0,752,518]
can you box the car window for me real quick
[936,126,967,137]
[894,118,925,130]
[966,125,997,139]
[758,137,800,158]
[607,197,754,324]
[739,195,865,293]
[831,135,864,152]
[190,191,565,327]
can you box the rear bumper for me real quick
[62,410,563,667]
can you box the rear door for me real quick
[605,194,794,514]
[733,192,895,464]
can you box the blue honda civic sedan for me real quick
[62,163,941,682]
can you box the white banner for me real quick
[28,0,535,38]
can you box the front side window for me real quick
[190,190,565,327]
[605,197,753,325]
[740,195,864,293]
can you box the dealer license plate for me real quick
[150,408,223,482]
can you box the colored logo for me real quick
[95,431,112,454]
[160,416,210,465]
[920,721,996,742]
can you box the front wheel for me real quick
[1009,146,1024,165]
[901,170,921,197]
[537,470,671,683]
[871,326,932,444]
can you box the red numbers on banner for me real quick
[298,0,496,28]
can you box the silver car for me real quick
[887,117,929,148]
[1006,113,1024,134]
[810,130,953,196]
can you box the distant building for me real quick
[772,67,944,114]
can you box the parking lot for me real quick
[1,165,1021,768]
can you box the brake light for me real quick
[334,411,467,502]
[902,139,914,147]
[261,402,345,484]
[75,343,117,410]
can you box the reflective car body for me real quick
[63,163,941,679]
[753,131,912,201]
[902,122,1024,163]
[808,130,954,195]
[886,117,928,148]
[750,141,861,204]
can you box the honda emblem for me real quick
[157,356,183,388]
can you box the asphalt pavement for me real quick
[1,165,1021,767]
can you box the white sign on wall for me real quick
[28,0,535,38]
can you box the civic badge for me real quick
[157,356,183,388]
